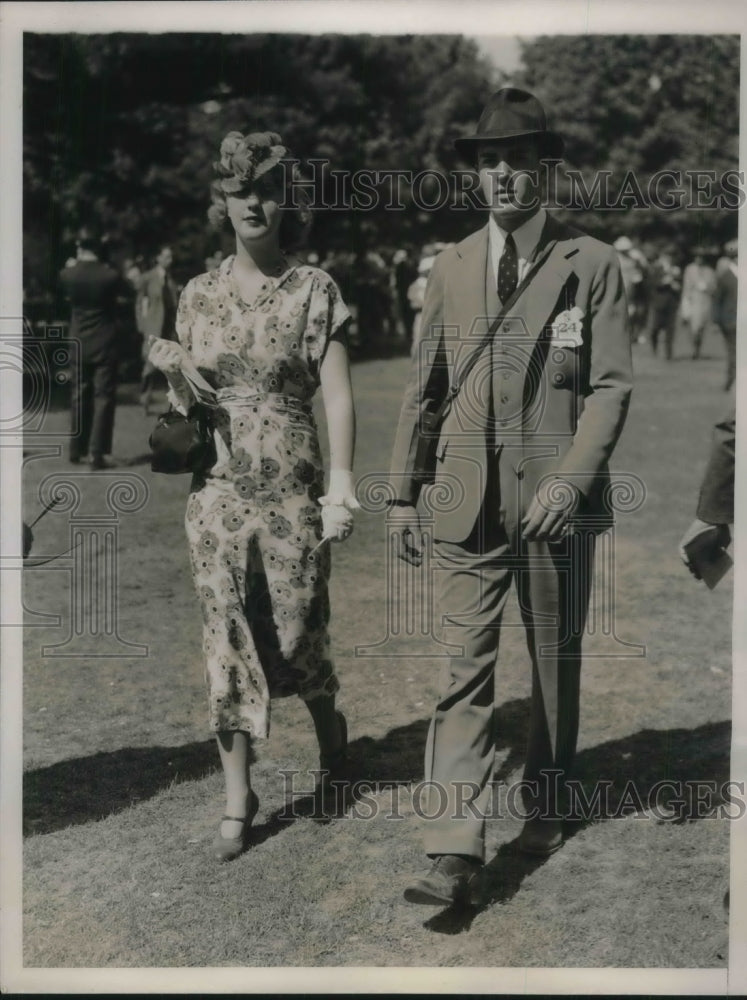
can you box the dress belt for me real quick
[215,388,312,414]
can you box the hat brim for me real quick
[454,129,565,161]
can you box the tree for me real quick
[516,34,740,253]
[23,32,496,304]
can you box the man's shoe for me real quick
[518,817,563,856]
[404,854,482,906]
[90,455,116,471]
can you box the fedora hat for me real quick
[454,87,564,160]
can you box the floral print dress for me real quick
[174,255,350,738]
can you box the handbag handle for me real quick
[178,358,219,409]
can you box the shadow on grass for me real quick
[413,708,731,933]
[23,740,221,837]
[22,719,429,839]
[23,708,731,894]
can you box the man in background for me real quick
[714,239,737,391]
[647,248,681,361]
[60,229,130,470]
[136,244,178,414]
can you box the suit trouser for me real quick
[649,298,678,360]
[422,483,595,861]
[720,324,736,390]
[69,358,117,460]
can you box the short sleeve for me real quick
[175,280,194,353]
[305,271,351,371]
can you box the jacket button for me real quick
[501,394,509,404]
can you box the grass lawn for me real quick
[19,325,732,969]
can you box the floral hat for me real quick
[213,131,288,194]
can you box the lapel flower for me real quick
[550,305,585,348]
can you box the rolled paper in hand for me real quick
[319,503,354,543]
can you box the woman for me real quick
[138,245,178,415]
[149,131,358,862]
[680,246,716,360]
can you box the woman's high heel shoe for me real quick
[213,790,259,863]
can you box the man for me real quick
[60,229,130,470]
[679,396,734,582]
[391,247,418,344]
[136,244,178,413]
[714,239,737,391]
[388,88,633,905]
[647,248,681,361]
[613,235,648,345]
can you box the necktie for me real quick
[497,233,518,304]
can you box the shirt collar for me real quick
[489,207,546,267]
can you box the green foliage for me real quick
[23,32,495,294]
[517,35,740,250]
[24,32,740,312]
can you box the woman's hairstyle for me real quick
[208,130,312,251]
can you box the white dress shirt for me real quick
[488,207,547,288]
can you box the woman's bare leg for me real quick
[216,730,253,839]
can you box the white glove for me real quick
[318,469,360,511]
[320,503,354,544]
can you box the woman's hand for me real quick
[148,337,191,376]
[320,503,354,544]
[318,469,360,512]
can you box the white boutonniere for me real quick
[550,306,585,348]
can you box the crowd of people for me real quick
[27,228,738,403]
[613,234,737,388]
[22,222,738,487]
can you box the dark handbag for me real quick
[149,404,216,474]
[411,236,561,486]
[412,395,454,487]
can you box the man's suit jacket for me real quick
[389,213,633,543]
[59,260,124,364]
[136,266,178,341]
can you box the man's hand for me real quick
[522,477,580,543]
[389,502,425,566]
[679,518,731,579]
